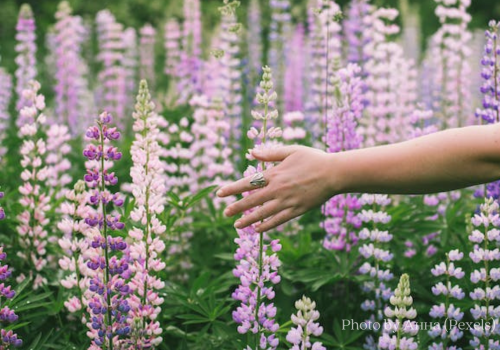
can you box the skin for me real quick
[216,123,500,233]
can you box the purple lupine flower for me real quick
[15,4,37,115]
[232,66,282,349]
[286,296,326,350]
[0,69,12,159]
[127,80,166,347]
[428,249,465,348]
[17,81,51,290]
[468,198,500,349]
[83,112,131,348]
[379,274,418,350]
[425,0,473,128]
[122,27,138,115]
[95,10,128,126]
[357,194,394,350]
[322,64,364,251]
[284,24,305,113]
[53,1,89,133]
[139,24,156,89]
[0,199,23,348]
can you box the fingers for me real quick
[234,200,281,229]
[216,171,270,198]
[252,145,303,162]
[224,189,274,217]
[255,208,296,233]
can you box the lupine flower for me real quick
[177,0,202,104]
[468,197,500,349]
[127,80,166,347]
[344,0,372,67]
[53,1,90,133]
[0,218,23,350]
[428,249,465,349]
[284,24,305,113]
[426,0,473,128]
[164,19,181,78]
[95,10,128,126]
[268,0,291,109]
[15,4,37,115]
[379,274,418,350]
[305,0,342,148]
[189,95,235,208]
[0,69,12,159]
[58,180,93,317]
[282,111,306,143]
[83,112,131,348]
[139,24,156,89]
[232,66,282,349]
[16,81,50,289]
[357,194,394,350]
[247,0,263,84]
[286,296,326,350]
[322,63,364,251]
[46,124,72,199]
[122,27,139,115]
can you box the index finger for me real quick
[216,172,268,197]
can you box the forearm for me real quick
[333,124,500,195]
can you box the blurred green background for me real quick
[0,0,499,72]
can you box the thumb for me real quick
[252,145,302,162]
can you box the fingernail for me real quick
[234,220,242,229]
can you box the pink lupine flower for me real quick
[286,296,326,350]
[0,69,12,159]
[128,80,166,346]
[232,66,282,349]
[15,4,37,115]
[139,24,156,89]
[16,81,50,289]
[53,1,90,133]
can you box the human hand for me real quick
[216,145,337,232]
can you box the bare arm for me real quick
[217,123,500,232]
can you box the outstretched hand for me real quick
[216,145,337,232]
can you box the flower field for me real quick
[0,0,500,349]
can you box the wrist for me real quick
[324,152,350,196]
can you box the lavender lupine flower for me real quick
[83,112,131,348]
[426,0,473,128]
[217,8,243,148]
[232,66,282,350]
[53,1,89,133]
[95,10,128,126]
[164,19,181,78]
[46,124,72,200]
[305,0,343,147]
[139,24,156,89]
[127,80,166,347]
[17,81,50,289]
[357,194,394,350]
[284,24,305,113]
[247,0,263,84]
[322,64,364,251]
[15,4,37,116]
[428,249,465,349]
[362,8,417,146]
[189,95,235,208]
[344,0,372,67]
[58,180,93,317]
[379,274,418,350]
[468,198,500,349]
[268,0,291,111]
[286,296,326,350]
[177,0,202,104]
[122,27,139,112]
[0,69,12,159]
[0,230,23,349]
